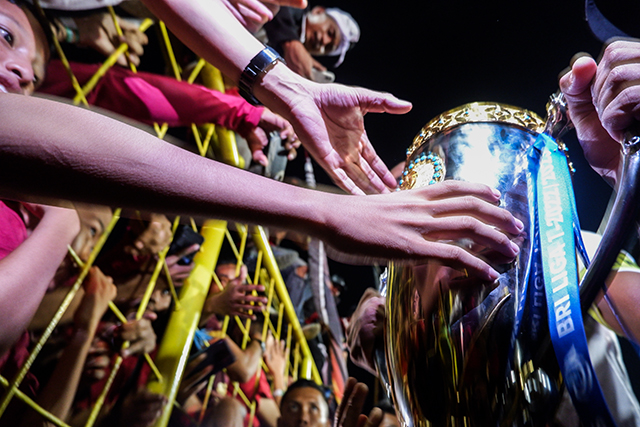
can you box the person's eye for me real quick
[0,27,13,46]
[90,226,98,237]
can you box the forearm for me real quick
[141,0,263,83]
[20,329,95,427]
[226,337,262,383]
[0,207,79,355]
[30,287,84,332]
[0,95,330,236]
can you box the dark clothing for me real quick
[263,7,306,56]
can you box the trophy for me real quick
[381,94,640,427]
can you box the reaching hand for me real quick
[73,267,117,333]
[205,267,267,320]
[258,67,412,194]
[559,40,640,185]
[264,333,288,381]
[221,0,307,33]
[74,12,148,67]
[346,288,385,375]
[128,214,173,258]
[321,180,523,281]
[246,108,300,166]
[165,243,200,281]
[117,312,158,357]
[334,378,383,427]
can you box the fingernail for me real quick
[515,218,524,230]
[488,269,500,281]
[492,188,501,198]
[510,241,520,254]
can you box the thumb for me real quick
[559,54,597,98]
[359,88,413,115]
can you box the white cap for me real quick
[324,8,360,67]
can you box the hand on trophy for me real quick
[559,39,640,186]
[325,180,523,281]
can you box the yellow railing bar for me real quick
[84,355,124,427]
[158,21,182,81]
[251,226,322,384]
[148,219,226,427]
[68,246,164,384]
[73,19,153,105]
[106,6,137,73]
[0,375,70,427]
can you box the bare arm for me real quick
[141,0,410,195]
[20,268,116,427]
[0,204,79,356]
[224,336,263,384]
[0,94,522,279]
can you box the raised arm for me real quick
[141,0,410,194]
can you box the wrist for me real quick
[251,337,266,354]
[239,46,285,106]
[253,60,309,117]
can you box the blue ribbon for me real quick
[528,133,615,426]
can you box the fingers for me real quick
[359,88,413,115]
[592,42,640,139]
[424,193,524,235]
[119,318,157,356]
[260,0,307,8]
[360,138,397,190]
[421,240,501,281]
[311,57,327,72]
[336,378,369,427]
[361,408,384,427]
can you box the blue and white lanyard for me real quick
[513,133,615,426]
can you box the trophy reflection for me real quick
[383,102,567,426]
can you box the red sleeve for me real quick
[39,60,264,134]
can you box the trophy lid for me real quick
[406,102,545,159]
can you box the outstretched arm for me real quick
[142,0,410,194]
[0,203,79,356]
[0,94,520,279]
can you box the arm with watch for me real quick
[142,0,411,195]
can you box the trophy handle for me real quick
[579,124,640,311]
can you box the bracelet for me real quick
[272,388,285,398]
[238,46,284,106]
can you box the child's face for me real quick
[0,1,46,95]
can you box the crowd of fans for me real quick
[0,1,402,426]
[1,0,640,426]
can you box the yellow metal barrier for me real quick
[0,9,324,426]
[148,220,227,427]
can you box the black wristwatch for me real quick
[238,46,284,106]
